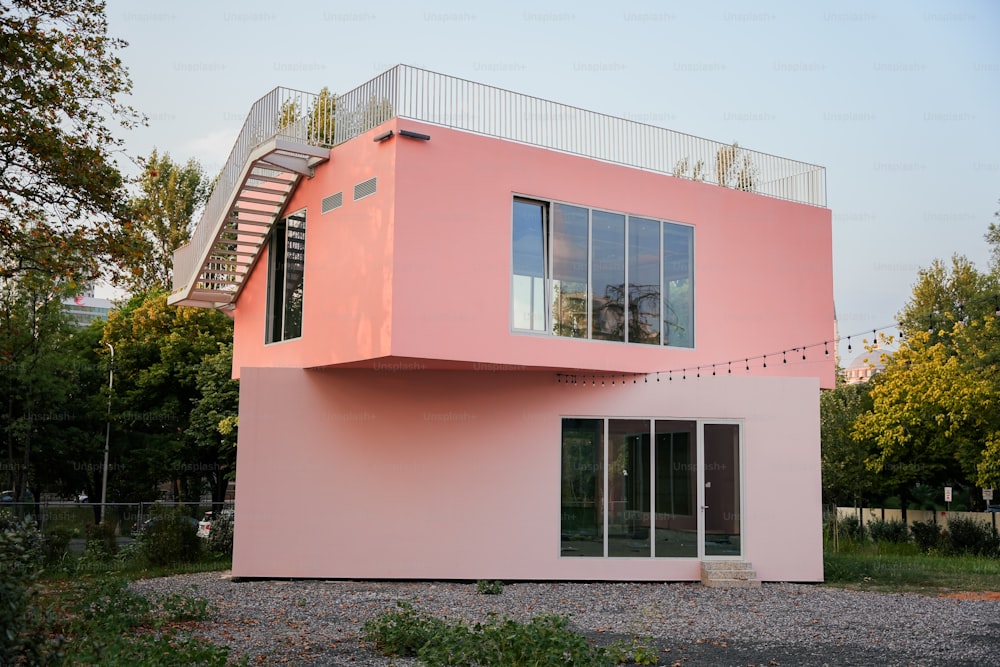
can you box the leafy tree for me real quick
[125,150,211,292]
[897,254,997,342]
[101,291,233,502]
[820,380,880,507]
[0,0,142,282]
[0,271,79,501]
[186,342,239,510]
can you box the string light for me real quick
[762,355,767,368]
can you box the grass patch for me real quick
[824,544,1000,593]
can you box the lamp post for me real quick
[100,343,114,524]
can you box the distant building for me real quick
[844,348,890,384]
[62,289,113,326]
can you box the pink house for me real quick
[171,66,833,583]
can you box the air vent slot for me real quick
[321,192,343,213]
[353,177,377,201]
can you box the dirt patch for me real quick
[941,591,1000,600]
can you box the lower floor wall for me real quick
[232,368,823,582]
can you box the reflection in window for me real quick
[551,204,589,338]
[512,200,547,331]
[560,419,604,557]
[266,211,306,343]
[663,224,694,348]
[628,217,661,344]
[561,418,706,559]
[591,211,625,342]
[511,198,693,347]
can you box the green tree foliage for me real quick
[820,380,879,506]
[0,0,142,282]
[101,291,233,502]
[0,271,83,501]
[125,150,211,292]
[186,342,239,508]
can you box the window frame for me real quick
[511,195,695,348]
[265,208,307,344]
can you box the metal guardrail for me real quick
[339,65,826,207]
[174,65,826,297]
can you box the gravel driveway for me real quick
[131,572,1000,666]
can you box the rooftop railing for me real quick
[336,65,827,207]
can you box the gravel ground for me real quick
[131,573,1000,666]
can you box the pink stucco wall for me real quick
[232,119,835,389]
[232,368,822,582]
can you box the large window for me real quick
[266,210,306,343]
[561,418,702,558]
[512,198,693,347]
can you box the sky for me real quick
[101,0,999,362]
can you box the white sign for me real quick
[984,488,994,501]
[944,486,953,502]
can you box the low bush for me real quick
[834,514,866,543]
[43,526,73,566]
[363,601,653,666]
[0,509,49,664]
[867,518,909,544]
[140,511,201,566]
[910,520,943,553]
[943,517,999,557]
[476,579,504,595]
[86,521,118,557]
[207,513,234,557]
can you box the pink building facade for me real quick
[171,66,833,582]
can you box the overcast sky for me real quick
[101,0,999,362]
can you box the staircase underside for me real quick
[168,138,329,309]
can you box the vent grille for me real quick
[354,177,377,200]
[321,192,343,213]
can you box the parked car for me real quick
[0,490,13,503]
[197,509,234,539]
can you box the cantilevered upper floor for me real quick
[170,65,834,386]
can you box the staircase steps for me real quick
[701,561,761,588]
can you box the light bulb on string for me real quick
[802,347,806,361]
[847,337,852,352]
[728,361,732,374]
[783,351,787,364]
[824,342,829,356]
[763,355,767,368]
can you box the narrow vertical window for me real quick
[654,420,697,557]
[551,203,589,338]
[512,199,547,331]
[266,210,306,343]
[560,418,604,557]
[607,419,651,557]
[591,211,626,341]
[663,223,693,348]
[628,217,661,344]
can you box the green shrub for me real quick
[140,511,201,566]
[43,526,72,566]
[362,600,450,657]
[476,579,504,595]
[943,517,999,556]
[910,519,943,553]
[0,509,49,664]
[363,601,625,666]
[86,521,118,557]
[867,518,909,544]
[207,513,234,557]
[836,514,866,542]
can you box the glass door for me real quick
[700,423,742,557]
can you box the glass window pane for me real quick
[266,222,286,344]
[551,203,589,338]
[654,420,697,557]
[608,419,651,557]
[282,212,306,340]
[591,211,625,341]
[628,217,661,344]
[663,223,693,348]
[561,419,604,557]
[512,200,546,331]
